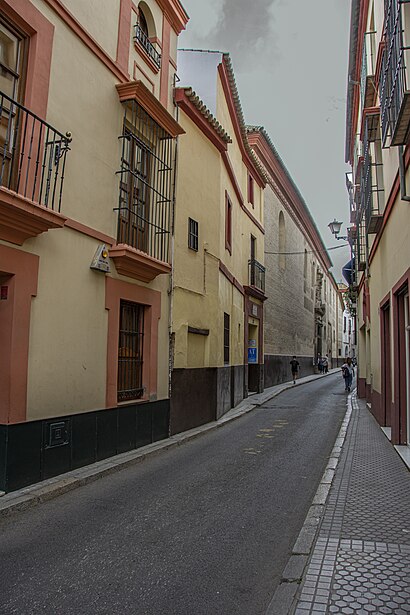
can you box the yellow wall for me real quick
[173,71,264,371]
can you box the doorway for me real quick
[247,322,259,393]
[381,304,392,427]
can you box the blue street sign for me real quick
[248,347,257,363]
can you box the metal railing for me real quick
[249,258,265,292]
[356,212,367,271]
[115,102,174,263]
[0,90,71,211]
[134,24,161,68]
[380,0,409,144]
[361,119,384,233]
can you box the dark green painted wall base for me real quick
[0,400,169,493]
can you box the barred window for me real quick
[188,217,198,251]
[118,300,144,402]
[225,193,232,253]
[116,100,174,263]
[224,312,230,365]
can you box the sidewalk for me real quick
[273,390,410,615]
[0,368,339,517]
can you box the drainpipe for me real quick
[398,145,410,201]
[168,104,180,406]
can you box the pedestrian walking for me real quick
[322,355,329,374]
[318,356,323,374]
[290,356,300,384]
[342,357,354,392]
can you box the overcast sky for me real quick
[179,0,351,280]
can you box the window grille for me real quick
[379,0,410,145]
[188,217,198,251]
[248,173,254,206]
[361,118,384,234]
[225,194,232,253]
[223,313,230,365]
[116,100,174,263]
[118,300,145,402]
[356,213,367,272]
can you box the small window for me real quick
[0,18,26,102]
[223,313,230,365]
[188,217,198,251]
[248,173,254,207]
[225,193,232,254]
[118,300,145,402]
[278,211,286,270]
[343,316,347,333]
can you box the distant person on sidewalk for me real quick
[342,357,354,392]
[290,356,300,384]
[317,356,323,374]
[322,355,329,374]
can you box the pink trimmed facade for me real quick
[0,0,187,493]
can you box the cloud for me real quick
[189,0,278,71]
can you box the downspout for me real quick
[168,99,180,409]
[398,145,410,201]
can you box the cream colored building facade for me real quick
[171,50,267,433]
[0,0,188,492]
[247,128,343,386]
[346,0,410,448]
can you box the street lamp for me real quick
[328,219,348,241]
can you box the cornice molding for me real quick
[156,0,189,34]
[42,0,129,83]
[243,285,267,302]
[221,151,265,235]
[116,80,185,137]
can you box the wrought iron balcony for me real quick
[248,258,265,292]
[380,0,410,145]
[360,118,384,235]
[112,100,175,282]
[0,90,71,212]
[360,31,377,111]
[356,214,367,272]
[134,24,161,69]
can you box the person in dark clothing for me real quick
[290,356,300,384]
[342,357,355,392]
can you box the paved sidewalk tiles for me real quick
[293,392,410,615]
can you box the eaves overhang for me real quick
[175,87,232,152]
[218,54,267,188]
[345,0,368,164]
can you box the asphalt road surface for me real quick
[0,373,347,615]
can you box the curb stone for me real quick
[0,369,341,519]
[264,390,354,615]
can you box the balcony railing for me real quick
[249,258,265,292]
[0,91,71,211]
[134,24,161,69]
[115,101,174,264]
[360,31,377,111]
[380,0,410,145]
[356,213,367,272]
[361,118,384,234]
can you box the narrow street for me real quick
[0,374,347,615]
